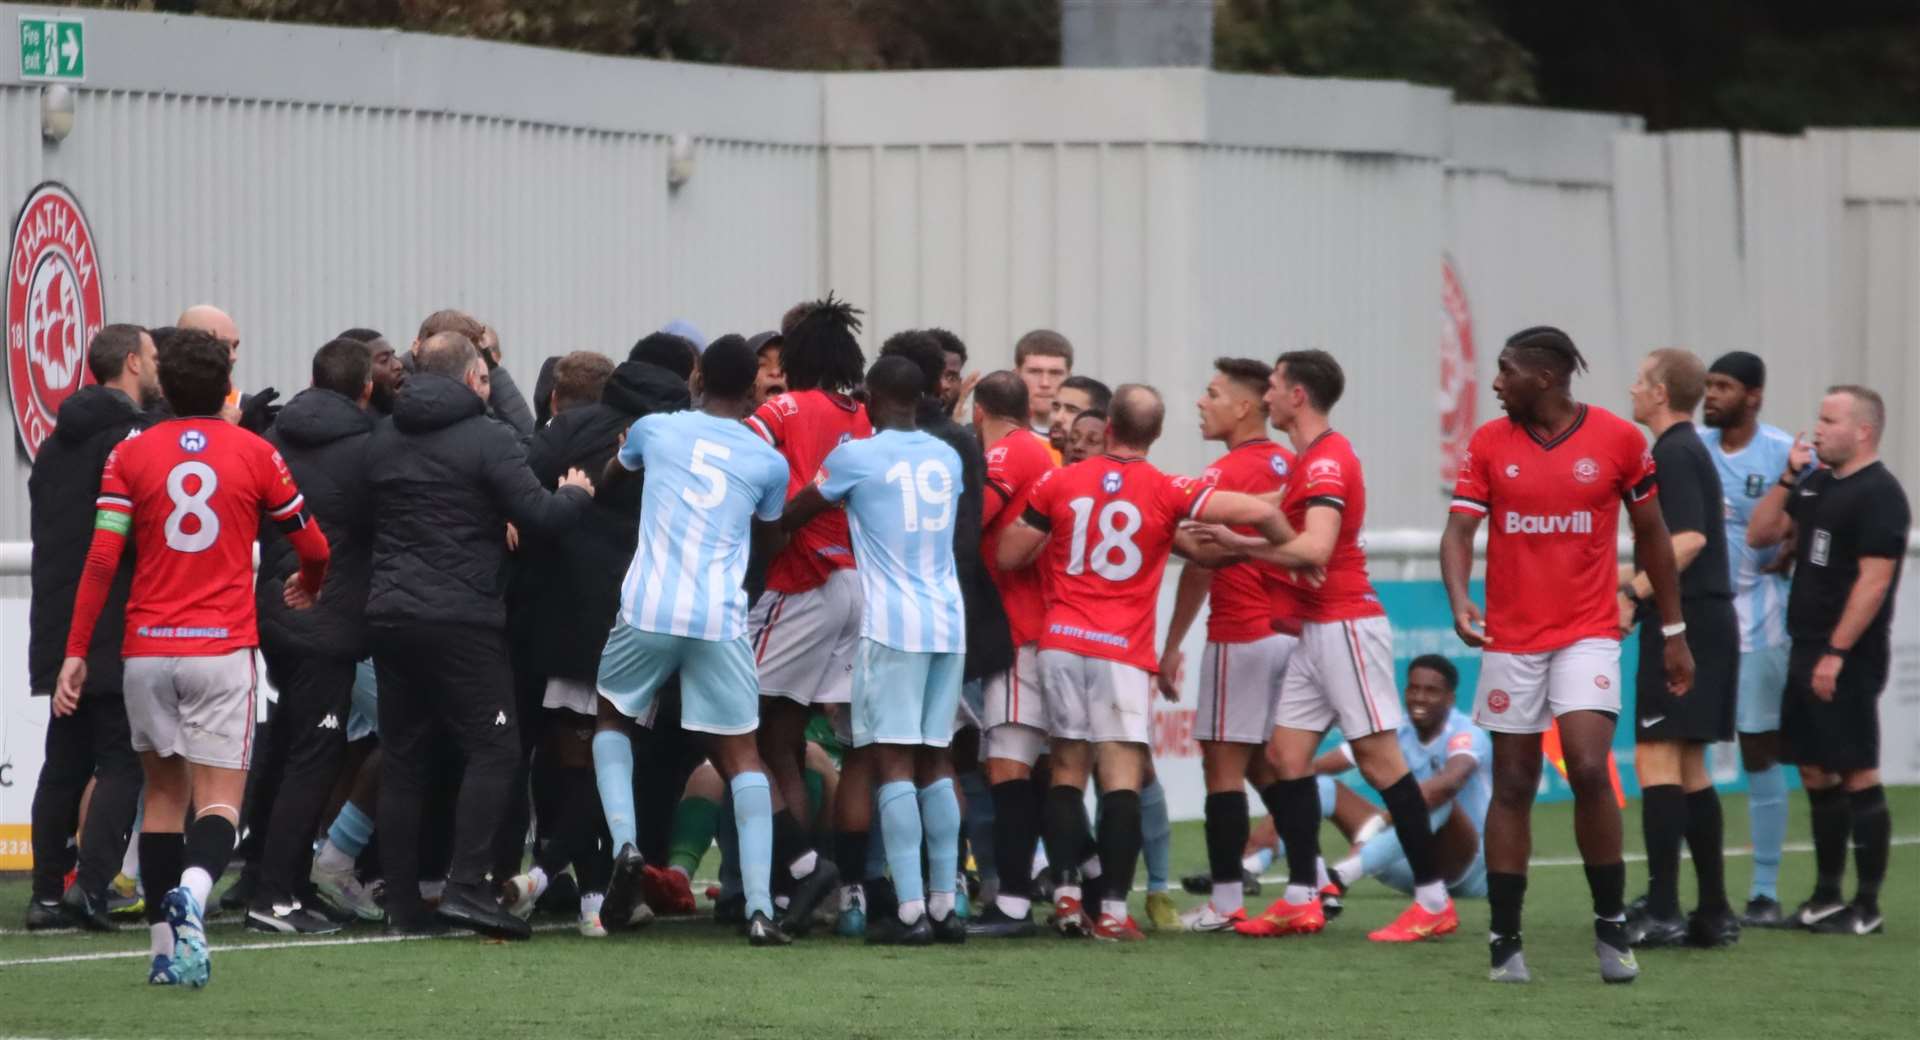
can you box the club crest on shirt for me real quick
[179,429,207,453]
[1504,463,1520,478]
[1102,471,1123,494]
[1745,473,1765,498]
[1270,455,1290,477]
[1573,457,1599,484]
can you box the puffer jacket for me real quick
[27,386,150,694]
[365,374,591,630]
[257,388,375,660]
[511,360,691,679]
[919,398,1013,681]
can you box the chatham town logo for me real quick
[7,183,105,460]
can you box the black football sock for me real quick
[1378,772,1441,887]
[1095,791,1142,914]
[833,829,870,885]
[1849,785,1890,916]
[1807,785,1851,904]
[1267,779,1321,893]
[1488,871,1526,941]
[1586,861,1627,946]
[771,809,815,880]
[1043,785,1089,889]
[1640,783,1686,918]
[1684,786,1729,914]
[1204,791,1250,884]
[990,779,1038,901]
[140,832,185,927]
[184,814,238,883]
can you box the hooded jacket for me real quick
[510,359,691,679]
[256,388,375,660]
[918,397,1014,681]
[27,386,151,694]
[366,373,591,630]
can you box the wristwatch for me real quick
[1823,644,1849,660]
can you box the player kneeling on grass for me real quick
[589,336,798,946]
[59,330,331,988]
[785,356,969,945]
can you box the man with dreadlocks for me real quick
[742,295,870,930]
[1442,326,1694,985]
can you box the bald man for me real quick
[178,305,245,423]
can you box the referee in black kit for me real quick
[1749,384,1909,937]
[1621,348,1741,948]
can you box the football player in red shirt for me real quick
[967,371,1059,937]
[743,297,869,928]
[1199,350,1460,945]
[1442,326,1692,985]
[57,330,330,988]
[995,384,1290,941]
[1159,358,1302,931]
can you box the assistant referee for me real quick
[1748,384,1909,937]
[1622,348,1740,948]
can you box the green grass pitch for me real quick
[2,790,1915,1039]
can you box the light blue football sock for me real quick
[730,773,775,920]
[1316,775,1339,818]
[327,801,374,858]
[591,730,638,852]
[1747,764,1788,901]
[1141,777,1172,893]
[919,779,962,900]
[957,769,996,884]
[878,781,924,908]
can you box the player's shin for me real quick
[1204,791,1250,913]
[878,781,926,921]
[1095,790,1142,921]
[1140,779,1171,894]
[591,730,640,852]
[1273,778,1322,903]
[1378,773,1447,912]
[181,812,238,909]
[919,779,962,920]
[730,773,776,920]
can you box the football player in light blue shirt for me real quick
[588,336,798,946]
[1319,656,1491,899]
[785,356,967,944]
[1701,351,1797,923]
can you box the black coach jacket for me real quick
[365,374,590,631]
[919,398,1013,681]
[257,388,375,661]
[27,386,149,695]
[510,359,691,681]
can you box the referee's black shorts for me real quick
[1780,640,1886,773]
[1635,597,1738,744]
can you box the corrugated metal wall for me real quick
[3,8,1915,549]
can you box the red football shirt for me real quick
[1024,454,1215,672]
[748,390,872,594]
[1450,404,1656,653]
[75,418,312,658]
[981,428,1056,647]
[1282,430,1384,623]
[1199,438,1301,643]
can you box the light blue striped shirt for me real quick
[1701,423,1794,651]
[616,411,790,641]
[818,429,966,654]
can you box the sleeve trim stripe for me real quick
[1450,496,1489,514]
[1306,495,1346,511]
[745,416,775,445]
[1188,486,1216,519]
[267,494,305,520]
[95,495,133,510]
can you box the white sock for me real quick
[124,838,143,880]
[1285,883,1314,904]
[1414,881,1449,914]
[526,865,549,892]
[838,884,865,912]
[1056,884,1082,906]
[580,891,605,916]
[669,864,691,881]
[929,891,956,921]
[995,894,1032,918]
[314,841,353,874]
[1241,852,1263,873]
[1102,899,1129,920]
[1213,881,1244,914]
[1333,856,1361,887]
[419,879,445,902]
[150,922,172,958]
[898,898,926,925]
[1080,854,1103,881]
[788,850,818,880]
[181,867,213,908]
[1315,857,1331,889]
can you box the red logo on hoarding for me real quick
[8,183,104,460]
[1439,255,1476,492]
[1487,689,1510,714]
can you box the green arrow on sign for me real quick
[19,15,84,82]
